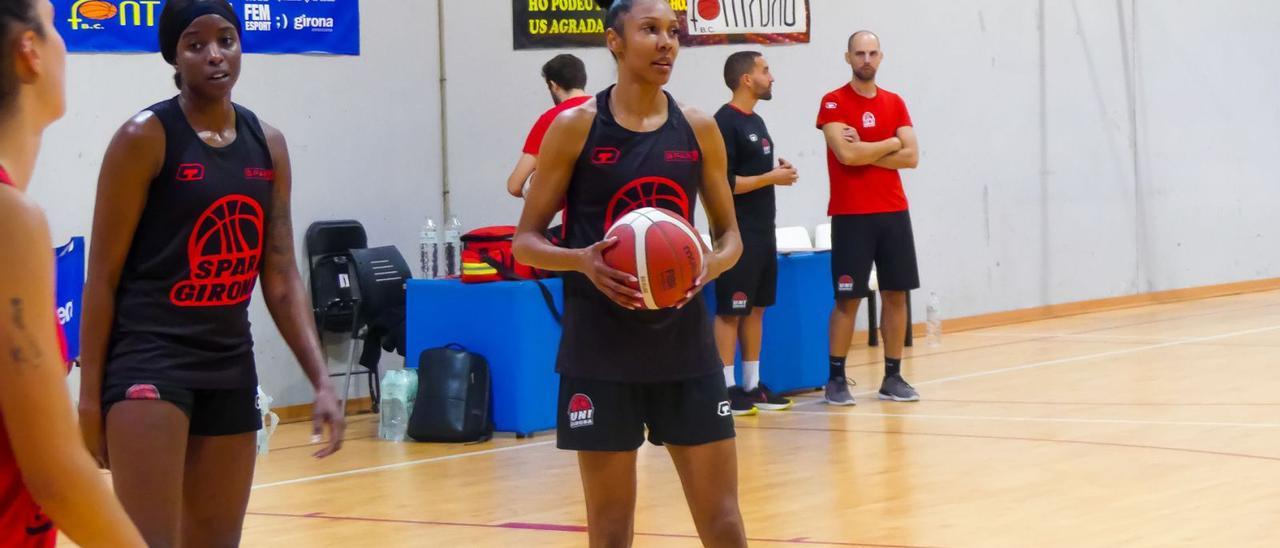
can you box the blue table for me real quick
[707,251,832,394]
[406,278,563,436]
[406,252,832,434]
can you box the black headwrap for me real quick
[158,0,242,65]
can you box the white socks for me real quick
[723,365,737,387]
[743,361,761,391]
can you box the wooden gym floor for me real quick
[69,289,1280,547]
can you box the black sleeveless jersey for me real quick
[105,97,274,389]
[556,86,721,383]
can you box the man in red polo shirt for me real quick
[816,30,921,405]
[506,54,591,198]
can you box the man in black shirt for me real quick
[713,51,799,415]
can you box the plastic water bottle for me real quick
[419,217,439,279]
[926,292,942,347]
[403,368,418,413]
[379,371,410,442]
[256,386,280,455]
[444,216,463,277]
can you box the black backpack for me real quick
[407,345,494,443]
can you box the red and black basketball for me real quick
[602,207,704,310]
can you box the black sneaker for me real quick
[727,386,758,416]
[878,374,920,402]
[747,383,793,411]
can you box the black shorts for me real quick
[556,372,736,452]
[102,382,262,437]
[831,210,921,299]
[714,233,778,315]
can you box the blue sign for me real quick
[55,237,85,361]
[55,0,359,56]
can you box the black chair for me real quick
[305,221,379,411]
[342,245,413,412]
[306,220,367,332]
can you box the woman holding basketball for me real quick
[0,1,144,546]
[77,1,344,545]
[514,0,746,545]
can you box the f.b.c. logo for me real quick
[67,0,160,31]
[838,275,855,293]
[568,393,595,429]
[731,291,749,310]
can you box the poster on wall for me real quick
[513,0,809,50]
[55,0,360,55]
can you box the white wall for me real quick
[38,0,1280,405]
[38,0,441,406]
[1134,1,1280,290]
[442,0,1280,324]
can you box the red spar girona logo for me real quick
[170,195,265,307]
[604,176,691,230]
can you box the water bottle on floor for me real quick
[256,386,280,455]
[444,216,463,277]
[419,217,439,279]
[926,292,942,347]
[404,368,418,413]
[379,371,411,441]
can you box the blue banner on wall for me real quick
[55,0,359,56]
[55,237,85,361]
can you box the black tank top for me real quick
[105,97,274,389]
[556,86,721,383]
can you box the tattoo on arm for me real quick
[7,298,44,366]
[267,197,295,277]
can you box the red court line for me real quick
[739,425,1280,463]
[501,522,586,532]
[245,511,941,547]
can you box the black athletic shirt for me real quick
[557,85,721,383]
[105,97,275,389]
[714,104,775,236]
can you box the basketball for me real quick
[602,207,703,309]
[78,0,118,20]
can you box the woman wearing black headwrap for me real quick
[78,1,344,545]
